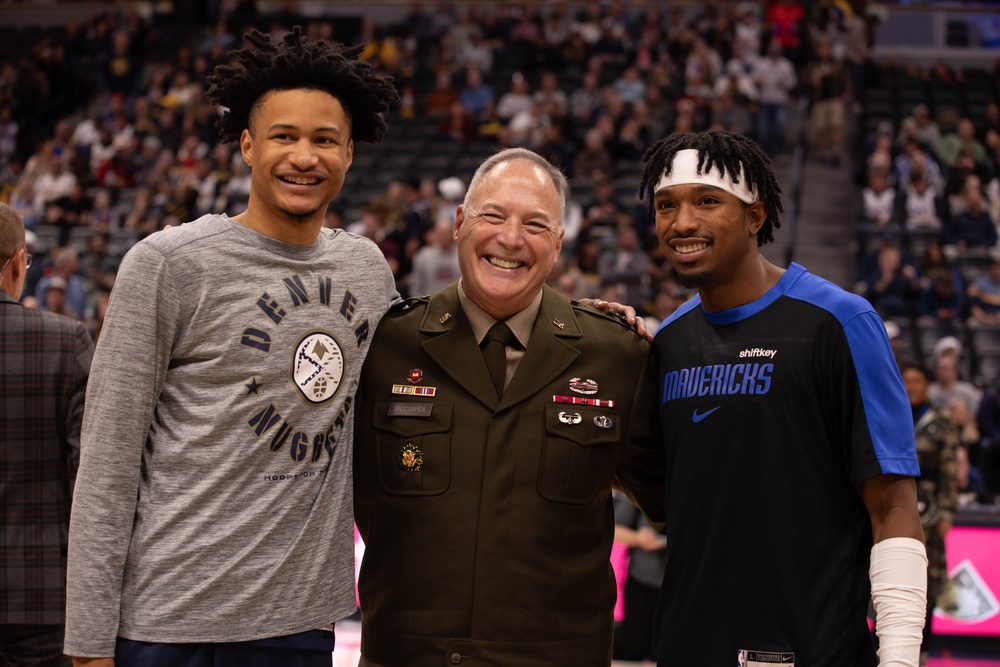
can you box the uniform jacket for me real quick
[1,291,93,624]
[354,283,664,667]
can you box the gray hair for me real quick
[464,148,568,223]
[0,202,24,265]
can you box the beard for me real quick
[676,268,710,289]
[277,203,324,223]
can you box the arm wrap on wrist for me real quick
[870,537,928,667]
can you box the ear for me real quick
[453,205,465,242]
[344,138,354,171]
[239,129,253,166]
[746,201,766,237]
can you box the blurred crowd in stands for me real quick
[2,1,1000,498]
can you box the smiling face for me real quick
[239,88,354,243]
[653,182,765,297]
[454,158,564,321]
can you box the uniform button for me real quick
[449,652,462,664]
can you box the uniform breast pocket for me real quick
[373,399,453,496]
[537,404,621,504]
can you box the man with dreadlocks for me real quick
[64,28,398,667]
[642,131,926,667]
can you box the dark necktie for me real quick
[481,321,513,398]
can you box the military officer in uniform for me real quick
[353,147,665,667]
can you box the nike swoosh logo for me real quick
[691,406,721,423]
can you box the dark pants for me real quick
[115,629,335,667]
[613,577,661,662]
[0,624,71,667]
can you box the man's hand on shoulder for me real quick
[577,298,653,342]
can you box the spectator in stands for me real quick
[436,100,477,143]
[409,215,460,297]
[947,396,982,456]
[918,267,962,324]
[861,169,898,230]
[35,247,88,323]
[753,39,798,159]
[572,127,615,182]
[567,70,603,130]
[533,71,568,125]
[765,0,807,64]
[901,169,943,233]
[967,252,1000,327]
[862,244,920,318]
[458,67,495,118]
[909,104,942,155]
[496,72,535,121]
[598,225,650,315]
[424,68,459,116]
[456,30,494,74]
[896,137,944,193]
[806,38,849,168]
[955,443,991,507]
[946,178,997,251]
[938,118,991,175]
[929,350,982,416]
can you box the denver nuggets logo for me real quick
[291,330,344,405]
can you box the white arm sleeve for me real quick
[869,537,928,667]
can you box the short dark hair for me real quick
[206,27,399,144]
[639,131,783,246]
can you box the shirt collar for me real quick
[457,278,542,349]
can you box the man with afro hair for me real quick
[65,28,399,667]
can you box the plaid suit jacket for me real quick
[1,291,93,624]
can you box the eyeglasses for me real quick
[23,251,32,268]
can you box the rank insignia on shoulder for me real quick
[399,443,423,471]
[389,296,429,313]
[407,369,424,384]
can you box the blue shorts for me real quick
[115,628,335,667]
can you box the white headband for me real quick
[654,149,758,204]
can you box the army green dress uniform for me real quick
[354,283,665,667]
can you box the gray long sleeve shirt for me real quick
[65,215,397,657]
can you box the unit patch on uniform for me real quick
[399,443,423,471]
[291,331,344,405]
[569,377,599,394]
[407,369,424,384]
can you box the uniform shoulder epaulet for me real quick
[388,295,430,314]
[570,299,637,330]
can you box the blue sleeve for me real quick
[843,310,920,478]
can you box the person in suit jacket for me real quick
[0,202,93,667]
[353,148,665,667]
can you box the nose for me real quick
[671,202,699,234]
[288,139,319,169]
[495,216,526,248]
